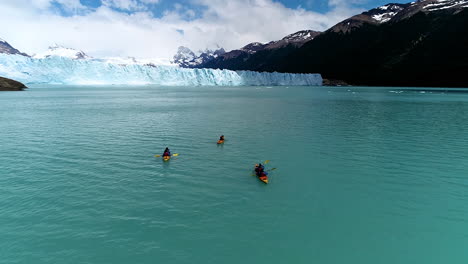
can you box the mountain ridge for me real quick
[173,30,321,68]
[0,39,29,57]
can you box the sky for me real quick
[0,0,410,59]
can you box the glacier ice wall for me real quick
[0,54,322,86]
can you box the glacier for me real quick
[0,54,322,86]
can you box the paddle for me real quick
[154,153,179,158]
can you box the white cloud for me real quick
[0,0,363,60]
[55,0,88,9]
[101,0,159,11]
[102,0,142,10]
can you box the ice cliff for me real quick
[0,54,322,86]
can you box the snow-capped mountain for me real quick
[172,46,225,67]
[282,30,318,41]
[330,0,468,33]
[33,44,91,60]
[197,47,226,64]
[265,30,321,49]
[230,30,320,55]
[172,46,196,67]
[176,0,468,87]
[421,0,468,11]
[391,0,468,21]
[329,3,411,33]
[0,38,28,56]
[367,3,410,23]
[240,42,268,54]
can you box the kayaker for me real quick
[255,163,264,175]
[163,147,171,157]
[219,135,224,141]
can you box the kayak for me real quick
[163,156,171,161]
[254,165,268,184]
[217,140,224,144]
[258,175,268,184]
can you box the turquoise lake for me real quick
[1,85,468,263]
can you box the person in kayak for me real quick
[255,163,265,176]
[163,147,171,157]
[219,135,224,141]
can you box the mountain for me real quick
[329,3,411,33]
[0,39,28,56]
[277,0,468,87]
[196,30,321,71]
[331,0,468,33]
[192,0,468,87]
[238,30,321,52]
[267,30,322,49]
[173,30,320,69]
[172,46,225,67]
[34,44,91,59]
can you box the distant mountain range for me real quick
[173,30,321,69]
[175,0,468,87]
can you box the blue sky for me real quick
[0,0,412,59]
[56,0,411,17]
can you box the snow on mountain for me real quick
[359,3,410,24]
[0,38,29,56]
[368,0,468,24]
[241,42,267,54]
[420,0,468,11]
[173,30,321,68]
[34,44,91,60]
[172,46,196,67]
[239,30,320,53]
[370,4,408,23]
[281,30,320,42]
[173,46,225,67]
[265,30,321,49]
[329,0,468,33]
[0,54,322,86]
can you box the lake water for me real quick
[1,85,468,264]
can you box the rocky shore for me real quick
[0,77,27,91]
